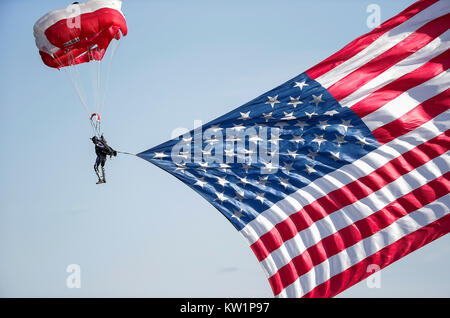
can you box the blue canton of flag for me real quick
[138,72,378,230]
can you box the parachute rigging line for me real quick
[100,39,121,115]
[55,52,101,137]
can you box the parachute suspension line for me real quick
[69,58,99,136]
[55,52,99,137]
[96,57,101,114]
[55,53,90,117]
[70,50,102,137]
[70,51,89,111]
[89,47,102,116]
[90,117,101,137]
[99,39,120,115]
[95,51,103,137]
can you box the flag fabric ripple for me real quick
[138,0,450,298]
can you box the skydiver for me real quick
[91,135,117,184]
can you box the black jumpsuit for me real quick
[92,136,116,183]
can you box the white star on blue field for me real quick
[139,72,378,230]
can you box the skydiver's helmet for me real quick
[91,136,98,143]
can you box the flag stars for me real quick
[181,136,193,143]
[232,123,246,131]
[174,164,188,172]
[238,111,251,120]
[281,111,296,121]
[153,152,168,159]
[307,149,319,161]
[294,120,307,130]
[258,176,269,187]
[324,109,339,117]
[329,151,341,161]
[339,119,354,134]
[282,162,295,173]
[263,161,278,174]
[265,95,280,108]
[317,120,331,130]
[305,111,318,119]
[237,176,250,186]
[219,163,231,172]
[287,149,300,159]
[356,136,370,148]
[224,148,235,158]
[287,96,303,108]
[177,151,190,160]
[242,162,253,174]
[147,72,377,222]
[311,134,327,148]
[208,125,223,133]
[198,161,209,172]
[231,209,245,219]
[333,134,347,147]
[294,80,309,91]
[205,136,219,145]
[291,134,305,145]
[194,177,207,188]
[304,163,317,175]
[255,192,266,204]
[310,94,324,107]
[214,192,227,203]
[279,177,291,190]
[233,189,246,202]
[249,134,263,144]
[202,148,212,156]
[270,133,282,144]
[262,112,274,122]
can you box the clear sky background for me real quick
[1,0,449,298]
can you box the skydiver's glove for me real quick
[113,150,117,157]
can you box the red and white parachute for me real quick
[33,0,128,135]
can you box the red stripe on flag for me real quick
[372,88,450,144]
[351,49,450,118]
[301,213,450,298]
[268,173,450,296]
[305,0,439,80]
[327,13,450,102]
[250,131,450,262]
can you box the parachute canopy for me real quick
[33,0,127,69]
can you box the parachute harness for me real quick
[89,113,102,137]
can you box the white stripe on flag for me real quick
[260,153,449,278]
[278,194,450,297]
[314,0,449,90]
[362,70,450,131]
[339,30,450,108]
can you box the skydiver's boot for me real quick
[101,167,106,183]
[95,165,103,184]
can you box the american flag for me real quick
[138,0,450,297]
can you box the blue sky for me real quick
[0,0,448,297]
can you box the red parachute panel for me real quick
[39,8,127,69]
